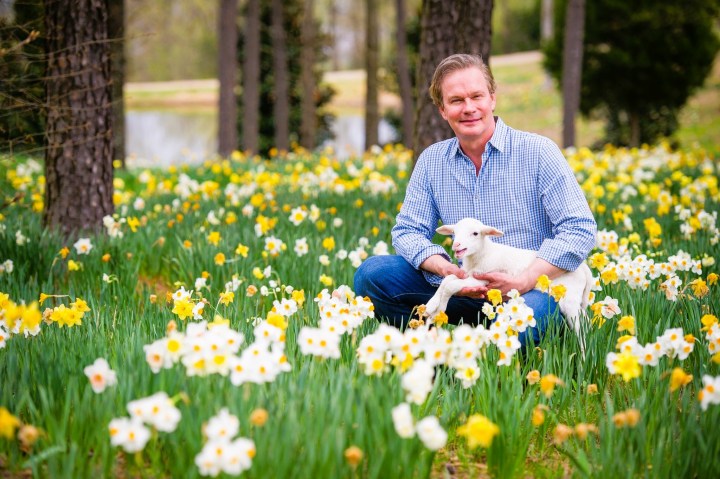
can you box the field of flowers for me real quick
[1,143,719,478]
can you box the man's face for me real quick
[438,67,496,144]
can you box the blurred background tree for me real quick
[0,0,45,152]
[237,0,335,156]
[544,0,720,147]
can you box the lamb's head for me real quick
[436,218,503,261]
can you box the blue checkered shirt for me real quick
[392,117,597,286]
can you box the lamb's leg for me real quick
[425,275,458,319]
[559,297,586,355]
[425,276,485,323]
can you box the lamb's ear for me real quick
[436,224,455,236]
[481,226,504,237]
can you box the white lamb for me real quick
[424,218,594,348]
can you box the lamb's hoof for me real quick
[424,297,440,319]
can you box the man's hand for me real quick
[474,270,539,297]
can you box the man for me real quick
[353,53,597,346]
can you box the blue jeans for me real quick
[353,255,564,347]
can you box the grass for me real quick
[1,141,719,478]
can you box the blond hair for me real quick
[429,54,496,107]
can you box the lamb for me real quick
[423,218,594,349]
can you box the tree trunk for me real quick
[242,0,260,154]
[414,0,492,162]
[629,112,640,147]
[107,0,125,167]
[364,0,379,150]
[299,0,316,150]
[271,0,290,153]
[541,0,554,42]
[395,0,414,150]
[43,0,114,237]
[561,0,585,148]
[218,0,238,157]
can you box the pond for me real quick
[125,108,397,169]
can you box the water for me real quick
[125,108,397,168]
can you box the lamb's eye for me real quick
[473,232,479,236]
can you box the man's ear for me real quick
[481,226,503,237]
[436,224,455,236]
[438,105,448,121]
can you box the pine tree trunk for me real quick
[218,0,238,157]
[43,0,114,237]
[271,0,290,153]
[561,0,585,148]
[414,0,492,162]
[242,0,261,154]
[364,0,379,150]
[395,0,414,150]
[107,0,125,167]
[299,0,316,150]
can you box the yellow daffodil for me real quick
[531,405,548,426]
[487,289,503,306]
[550,284,567,301]
[617,315,636,335]
[540,374,565,398]
[535,275,551,292]
[669,368,693,392]
[206,231,221,246]
[291,289,305,306]
[249,408,269,427]
[235,243,249,258]
[526,370,541,384]
[457,414,500,449]
[218,291,234,306]
[0,407,21,439]
[172,299,194,320]
[322,236,335,251]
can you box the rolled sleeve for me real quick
[536,140,597,271]
[392,153,448,270]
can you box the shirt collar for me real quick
[487,116,508,154]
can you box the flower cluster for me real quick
[195,408,256,477]
[109,392,182,453]
[701,314,720,363]
[296,286,375,359]
[0,293,90,345]
[391,402,447,451]
[606,327,696,382]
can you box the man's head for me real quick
[429,54,496,108]
[430,54,497,146]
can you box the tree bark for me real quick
[364,0,379,150]
[107,0,125,167]
[218,0,238,157]
[242,0,261,154]
[414,0,492,162]
[561,0,585,148]
[395,0,414,150]
[271,0,290,153]
[43,0,114,237]
[299,0,316,150]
